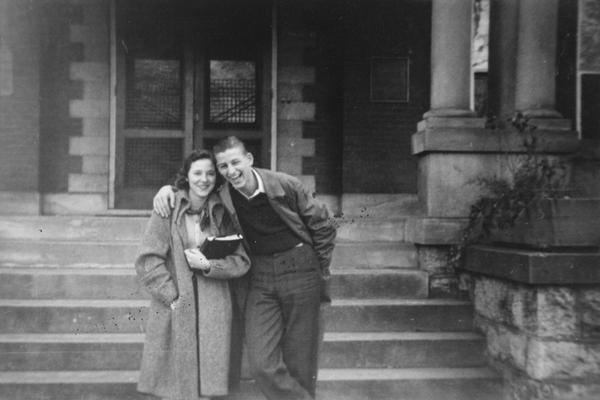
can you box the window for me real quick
[120,1,184,129]
[207,59,258,126]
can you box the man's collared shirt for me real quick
[238,169,265,200]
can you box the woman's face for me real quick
[187,158,217,200]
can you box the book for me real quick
[199,234,243,259]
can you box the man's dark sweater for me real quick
[230,188,301,255]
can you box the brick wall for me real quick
[341,0,430,193]
[38,0,111,213]
[276,0,429,195]
[39,2,83,193]
[0,0,40,192]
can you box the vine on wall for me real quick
[449,113,571,267]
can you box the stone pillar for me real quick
[487,0,519,123]
[514,0,561,118]
[426,0,474,117]
[410,0,578,299]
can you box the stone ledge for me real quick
[464,245,600,285]
[412,128,579,155]
[405,217,467,245]
[0,191,40,215]
[490,198,600,248]
[43,193,108,215]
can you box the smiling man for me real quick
[153,136,336,400]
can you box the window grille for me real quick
[208,60,257,125]
[126,59,183,129]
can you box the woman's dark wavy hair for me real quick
[173,149,224,192]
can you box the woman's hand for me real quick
[153,185,176,218]
[184,248,211,272]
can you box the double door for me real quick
[114,0,272,209]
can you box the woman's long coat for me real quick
[135,191,250,400]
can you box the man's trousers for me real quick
[245,244,322,400]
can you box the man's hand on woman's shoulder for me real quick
[153,185,176,218]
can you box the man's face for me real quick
[215,146,255,194]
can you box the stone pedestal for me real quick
[411,120,578,220]
[463,234,600,399]
[409,117,579,297]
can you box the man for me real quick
[153,136,336,400]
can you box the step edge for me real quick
[0,266,427,276]
[0,331,483,343]
[0,298,472,307]
[0,367,500,384]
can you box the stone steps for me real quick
[339,193,421,218]
[0,266,428,300]
[335,216,408,242]
[0,239,417,268]
[0,332,487,371]
[0,213,414,243]
[0,298,475,334]
[0,213,502,399]
[0,368,502,400]
[0,216,148,243]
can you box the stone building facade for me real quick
[1,0,600,399]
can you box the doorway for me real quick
[113,0,271,209]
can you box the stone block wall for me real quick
[276,3,317,195]
[469,273,600,399]
[57,0,110,213]
[36,0,111,214]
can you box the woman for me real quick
[135,149,250,400]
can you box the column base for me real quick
[518,108,563,119]
[522,117,572,131]
[423,108,477,118]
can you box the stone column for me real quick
[426,0,475,117]
[514,0,561,118]
[487,0,519,123]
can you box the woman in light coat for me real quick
[135,149,250,400]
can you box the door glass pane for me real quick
[124,138,183,187]
[126,59,182,129]
[208,60,257,125]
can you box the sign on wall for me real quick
[370,57,409,103]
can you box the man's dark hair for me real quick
[212,136,247,156]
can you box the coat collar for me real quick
[174,190,225,228]
[218,168,286,213]
[255,168,286,198]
